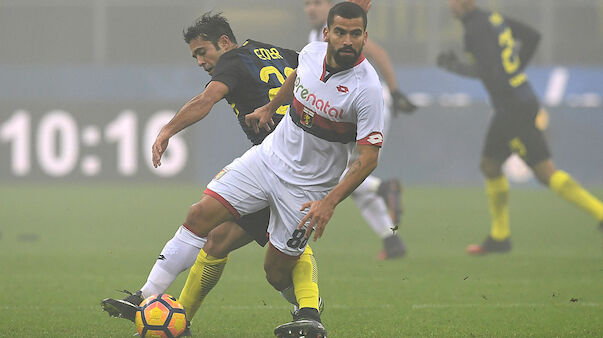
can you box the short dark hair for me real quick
[183,12,237,48]
[327,2,367,29]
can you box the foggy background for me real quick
[1,0,602,186]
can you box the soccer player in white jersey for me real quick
[148,2,383,336]
[303,0,415,259]
[246,2,384,333]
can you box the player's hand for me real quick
[391,89,417,115]
[436,50,459,71]
[348,0,371,13]
[298,199,336,241]
[152,134,169,168]
[245,104,275,134]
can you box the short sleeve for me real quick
[355,83,384,147]
[210,51,245,93]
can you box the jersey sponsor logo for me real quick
[301,106,315,127]
[294,76,344,120]
[336,85,349,93]
[157,254,166,261]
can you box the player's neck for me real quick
[224,43,238,52]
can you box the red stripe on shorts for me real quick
[204,188,241,219]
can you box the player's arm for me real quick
[436,49,479,78]
[506,17,541,69]
[152,81,228,167]
[348,0,371,13]
[245,69,297,133]
[363,39,417,113]
[298,144,380,240]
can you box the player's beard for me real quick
[334,45,361,69]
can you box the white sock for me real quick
[355,175,382,194]
[352,189,394,239]
[140,225,207,298]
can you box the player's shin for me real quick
[486,175,510,240]
[178,248,228,319]
[549,170,603,222]
[292,245,319,311]
[140,225,206,298]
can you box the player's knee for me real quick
[204,230,229,258]
[185,202,211,235]
[534,171,551,186]
[480,159,501,178]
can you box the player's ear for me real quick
[218,35,230,49]
[322,26,328,42]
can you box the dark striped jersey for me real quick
[462,8,541,112]
[210,39,298,145]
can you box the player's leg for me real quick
[268,185,327,337]
[101,194,233,321]
[266,246,326,337]
[467,156,512,255]
[178,220,254,320]
[140,225,206,298]
[531,159,603,225]
[351,178,406,259]
[467,113,512,255]
[518,107,603,227]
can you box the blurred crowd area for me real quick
[2,0,603,66]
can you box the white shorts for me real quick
[206,146,328,257]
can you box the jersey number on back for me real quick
[259,66,295,116]
[492,13,527,88]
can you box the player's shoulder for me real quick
[354,58,381,87]
[464,8,490,29]
[236,39,299,63]
[239,39,296,55]
[300,41,327,56]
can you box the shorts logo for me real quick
[367,133,383,145]
[336,85,349,93]
[301,106,315,127]
[213,168,228,180]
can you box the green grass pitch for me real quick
[0,185,601,337]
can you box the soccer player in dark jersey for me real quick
[438,0,603,254]
[101,12,325,334]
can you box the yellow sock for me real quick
[549,170,603,221]
[178,249,228,320]
[486,175,510,240]
[293,245,319,310]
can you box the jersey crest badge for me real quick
[213,168,229,181]
[301,106,315,127]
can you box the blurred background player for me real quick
[438,0,603,254]
[101,12,323,334]
[303,0,416,260]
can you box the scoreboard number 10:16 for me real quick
[0,110,188,178]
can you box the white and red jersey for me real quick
[258,41,384,190]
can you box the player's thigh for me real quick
[517,121,551,168]
[482,112,513,165]
[206,146,270,217]
[205,221,255,258]
[267,181,328,257]
[235,207,270,247]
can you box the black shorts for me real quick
[235,207,270,247]
[482,103,551,166]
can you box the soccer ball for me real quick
[135,294,187,338]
